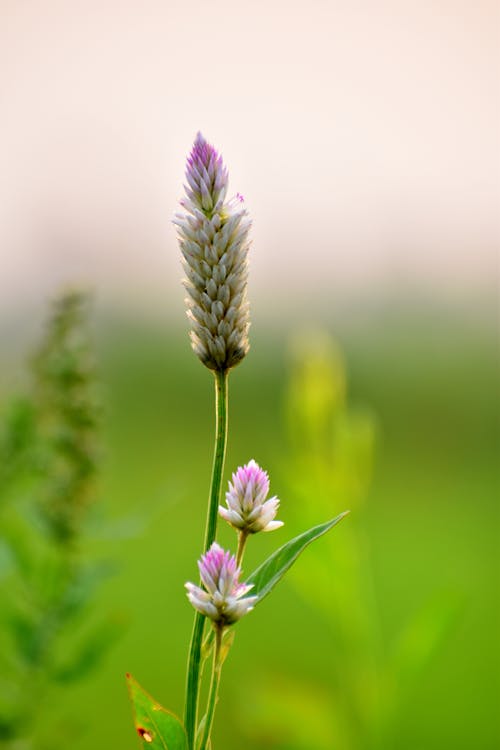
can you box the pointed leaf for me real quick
[247,512,349,604]
[127,674,187,750]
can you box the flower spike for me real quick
[174,132,251,372]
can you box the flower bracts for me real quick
[174,133,251,372]
[185,543,257,626]
[219,459,283,534]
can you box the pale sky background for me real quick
[0,0,498,322]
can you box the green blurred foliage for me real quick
[240,330,461,750]
[0,291,120,749]
[32,291,100,545]
[0,305,497,750]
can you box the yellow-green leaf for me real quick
[127,673,187,750]
[247,513,349,604]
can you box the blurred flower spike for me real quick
[185,543,257,626]
[219,459,284,534]
[174,132,251,372]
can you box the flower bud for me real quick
[219,459,284,534]
[185,543,256,626]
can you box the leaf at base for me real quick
[126,673,187,750]
[247,512,349,604]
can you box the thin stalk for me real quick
[184,369,228,750]
[199,626,223,750]
[236,530,249,567]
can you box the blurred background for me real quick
[0,1,498,748]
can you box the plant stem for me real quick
[199,626,223,750]
[236,530,249,567]
[184,369,228,750]
[204,370,228,550]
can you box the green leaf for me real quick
[247,512,349,604]
[127,674,187,750]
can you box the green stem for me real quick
[236,530,249,567]
[184,369,228,750]
[204,370,228,549]
[199,626,223,750]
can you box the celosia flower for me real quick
[174,132,251,372]
[185,543,257,625]
[219,459,284,534]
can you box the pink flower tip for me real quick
[185,542,257,626]
[219,459,284,534]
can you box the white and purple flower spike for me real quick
[174,132,251,372]
[219,459,284,534]
[185,543,257,626]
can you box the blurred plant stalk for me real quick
[240,330,458,750]
[0,290,116,749]
[285,331,380,748]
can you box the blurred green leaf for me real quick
[0,715,17,742]
[127,674,187,750]
[9,610,40,666]
[239,673,337,750]
[0,541,13,581]
[57,562,117,623]
[0,398,36,497]
[53,617,125,683]
[247,512,349,604]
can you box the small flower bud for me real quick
[185,543,257,626]
[219,459,284,534]
[174,133,251,372]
